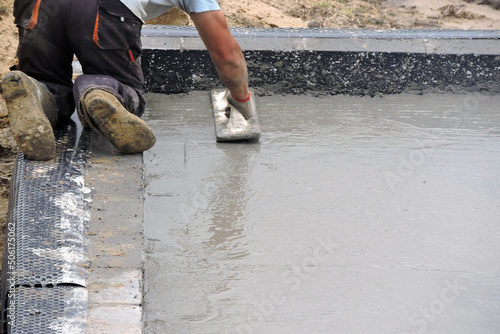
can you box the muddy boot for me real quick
[1,71,58,161]
[78,89,156,154]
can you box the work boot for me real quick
[78,89,156,154]
[1,71,58,160]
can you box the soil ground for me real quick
[220,0,500,29]
[0,0,499,261]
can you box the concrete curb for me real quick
[142,26,500,54]
[84,136,144,334]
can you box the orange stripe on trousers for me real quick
[28,0,42,30]
[93,10,100,47]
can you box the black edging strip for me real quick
[141,27,500,96]
[143,49,500,96]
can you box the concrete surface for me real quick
[84,137,144,334]
[142,91,500,333]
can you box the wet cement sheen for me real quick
[142,92,500,334]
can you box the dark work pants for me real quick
[14,0,146,119]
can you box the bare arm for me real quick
[190,11,249,101]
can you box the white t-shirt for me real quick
[120,0,221,22]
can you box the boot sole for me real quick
[1,72,55,161]
[84,90,156,154]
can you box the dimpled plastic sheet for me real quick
[1,118,91,333]
[5,287,87,334]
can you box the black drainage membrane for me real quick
[142,26,500,96]
[1,26,499,333]
[1,119,90,333]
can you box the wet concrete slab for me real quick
[142,92,500,334]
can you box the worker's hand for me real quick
[226,91,256,120]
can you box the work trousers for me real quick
[13,0,146,119]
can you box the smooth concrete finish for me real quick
[85,137,144,334]
[143,92,500,334]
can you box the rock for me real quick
[0,96,8,128]
[308,21,321,28]
[0,127,16,154]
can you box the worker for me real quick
[1,0,255,160]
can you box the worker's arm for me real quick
[190,10,249,101]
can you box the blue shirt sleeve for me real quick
[122,0,221,22]
[148,0,220,16]
[184,0,221,13]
